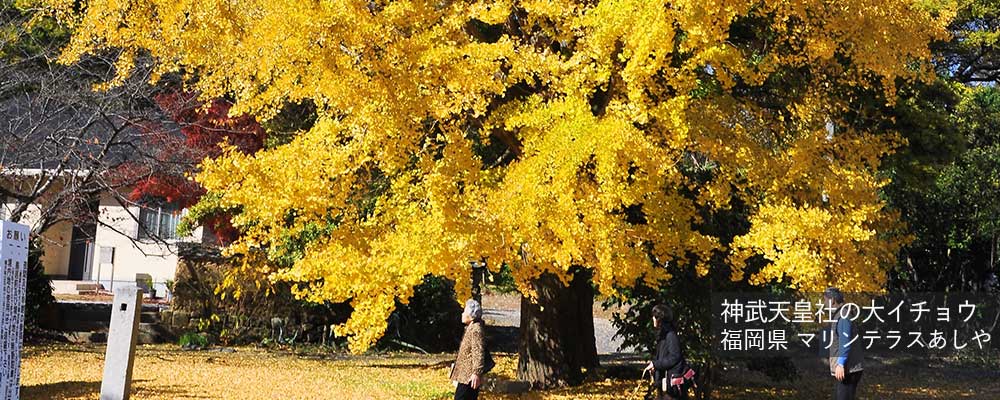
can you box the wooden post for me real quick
[471,261,485,303]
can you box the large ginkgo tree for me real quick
[43,0,951,387]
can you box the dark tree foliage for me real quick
[384,275,464,353]
[25,238,54,332]
[886,86,1000,292]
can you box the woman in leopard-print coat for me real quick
[450,299,486,400]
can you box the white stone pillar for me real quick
[0,220,29,400]
[100,286,143,400]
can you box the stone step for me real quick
[60,323,176,345]
[62,331,108,344]
[52,280,102,295]
[138,322,176,344]
[55,310,160,326]
[76,282,101,290]
[44,301,174,344]
[49,301,163,323]
[140,312,160,323]
[67,309,113,322]
[58,319,110,332]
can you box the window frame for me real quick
[136,203,182,241]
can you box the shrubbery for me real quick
[172,243,463,352]
[25,238,54,333]
[383,275,463,353]
[173,243,350,346]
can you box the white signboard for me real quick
[0,220,29,400]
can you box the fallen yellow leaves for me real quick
[19,344,1000,399]
[21,344,456,400]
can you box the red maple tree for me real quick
[120,92,266,244]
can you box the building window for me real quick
[138,205,181,240]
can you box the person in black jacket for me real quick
[643,304,689,400]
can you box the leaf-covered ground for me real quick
[20,344,1000,399]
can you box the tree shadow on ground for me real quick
[22,380,203,400]
[21,381,100,399]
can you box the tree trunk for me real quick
[471,261,485,303]
[517,268,599,388]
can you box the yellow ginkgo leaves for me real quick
[44,0,946,351]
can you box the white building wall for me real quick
[89,195,203,290]
[3,189,206,293]
[1,201,73,278]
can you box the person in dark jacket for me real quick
[824,287,863,400]
[643,304,690,400]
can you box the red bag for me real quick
[662,367,697,391]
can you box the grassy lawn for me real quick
[20,343,1000,399]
